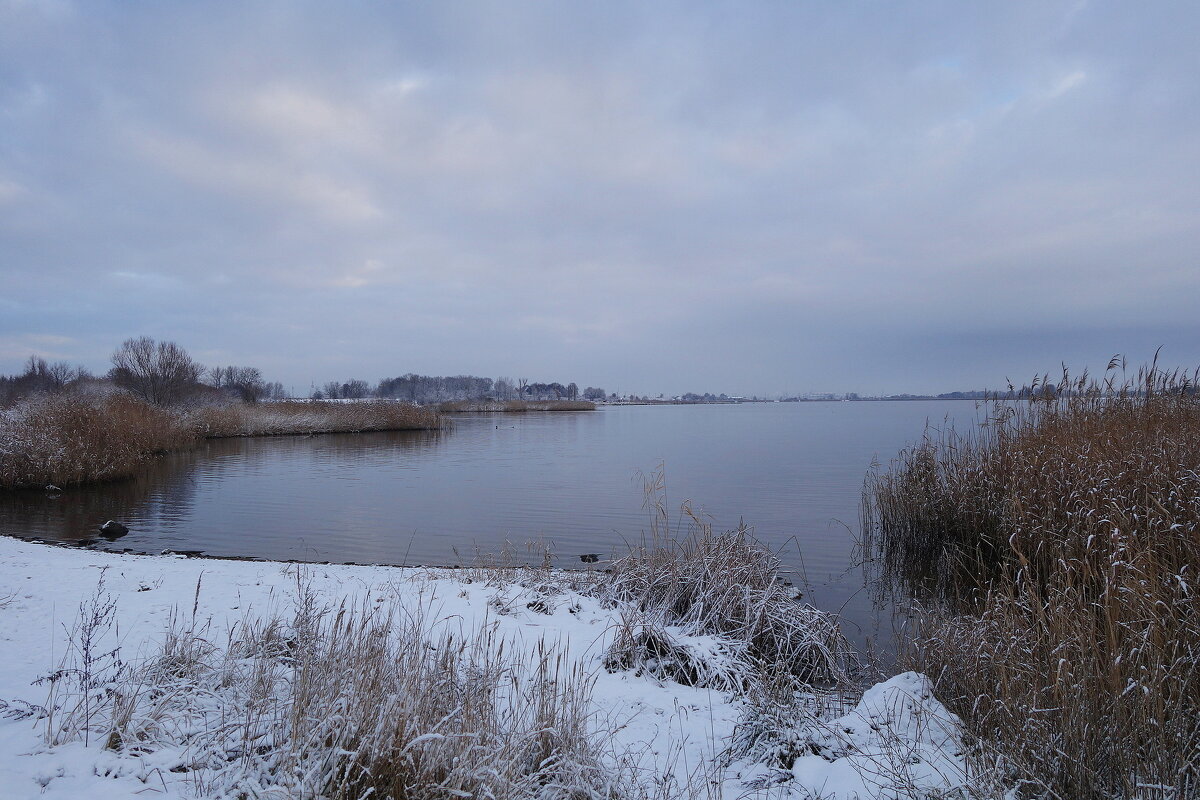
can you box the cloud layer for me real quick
[2,1,1198,395]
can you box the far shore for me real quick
[437,399,595,412]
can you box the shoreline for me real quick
[0,535,970,799]
[436,399,596,412]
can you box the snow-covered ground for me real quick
[0,537,970,799]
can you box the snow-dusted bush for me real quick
[602,519,853,690]
[0,392,193,488]
[727,672,978,799]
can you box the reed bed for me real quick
[0,393,193,488]
[437,399,596,412]
[194,399,444,437]
[865,363,1200,798]
[0,396,444,488]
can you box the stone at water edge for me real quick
[99,520,129,538]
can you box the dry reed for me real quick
[37,578,623,799]
[865,362,1200,798]
[193,399,443,437]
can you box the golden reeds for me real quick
[866,362,1200,798]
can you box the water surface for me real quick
[0,401,976,646]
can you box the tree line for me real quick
[2,337,605,409]
[319,374,606,404]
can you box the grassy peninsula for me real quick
[0,394,443,490]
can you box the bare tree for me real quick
[208,365,267,403]
[110,337,204,405]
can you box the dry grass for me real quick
[37,577,624,799]
[193,399,444,437]
[438,399,596,412]
[0,393,194,488]
[865,362,1200,798]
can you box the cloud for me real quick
[0,0,1197,394]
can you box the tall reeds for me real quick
[865,362,1200,798]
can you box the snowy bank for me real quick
[0,537,970,799]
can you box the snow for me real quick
[0,537,969,799]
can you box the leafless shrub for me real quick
[35,575,126,748]
[110,336,205,406]
[865,360,1200,798]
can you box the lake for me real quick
[0,400,978,649]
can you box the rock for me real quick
[98,520,129,538]
[579,553,600,563]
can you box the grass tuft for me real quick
[601,470,853,691]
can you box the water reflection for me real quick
[0,429,447,552]
[0,402,976,653]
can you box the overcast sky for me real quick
[1,1,1197,396]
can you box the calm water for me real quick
[0,401,976,645]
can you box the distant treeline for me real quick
[316,374,607,404]
[0,339,608,410]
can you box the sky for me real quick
[1,1,1198,397]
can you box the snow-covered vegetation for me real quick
[866,361,1200,798]
[0,527,974,799]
